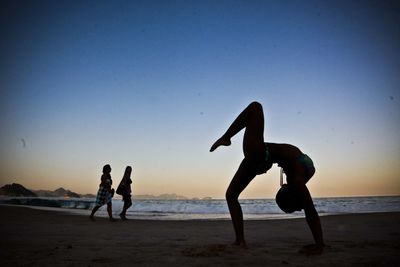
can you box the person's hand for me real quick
[298,244,324,255]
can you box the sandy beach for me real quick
[1,205,399,266]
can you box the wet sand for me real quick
[1,205,399,266]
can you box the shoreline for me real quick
[2,194,399,221]
[2,202,400,221]
[1,205,400,266]
[1,203,396,221]
[1,203,306,221]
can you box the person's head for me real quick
[275,184,303,213]
[123,166,132,178]
[103,164,111,174]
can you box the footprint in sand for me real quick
[182,244,243,257]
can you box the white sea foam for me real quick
[1,196,399,220]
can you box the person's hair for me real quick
[123,166,132,180]
[275,184,303,213]
[102,164,111,174]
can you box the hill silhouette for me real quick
[0,183,37,197]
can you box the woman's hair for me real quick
[275,184,303,213]
[102,164,111,173]
[123,166,132,179]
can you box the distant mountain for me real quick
[0,183,89,198]
[1,183,192,200]
[0,183,37,197]
[54,187,80,198]
[33,187,80,198]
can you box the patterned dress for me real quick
[95,174,113,206]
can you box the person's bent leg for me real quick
[120,196,132,220]
[90,205,100,221]
[126,198,132,209]
[242,101,265,158]
[210,101,265,157]
[120,203,126,219]
[107,202,116,221]
[226,159,257,247]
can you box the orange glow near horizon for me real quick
[1,1,399,199]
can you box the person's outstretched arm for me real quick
[294,180,324,254]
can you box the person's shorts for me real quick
[244,155,271,175]
[298,154,315,180]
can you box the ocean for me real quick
[1,196,399,220]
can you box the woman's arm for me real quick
[293,179,324,253]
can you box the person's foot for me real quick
[210,137,231,152]
[298,244,324,255]
[119,214,128,220]
[89,215,95,222]
[109,217,117,222]
[231,240,248,249]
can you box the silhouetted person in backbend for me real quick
[210,101,324,254]
[116,166,133,220]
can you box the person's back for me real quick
[100,173,112,189]
[266,143,315,184]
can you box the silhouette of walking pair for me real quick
[90,165,133,221]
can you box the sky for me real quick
[1,0,399,198]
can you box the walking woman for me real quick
[90,164,116,222]
[116,166,133,220]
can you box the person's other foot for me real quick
[109,217,117,222]
[119,214,128,220]
[298,244,324,255]
[210,137,231,152]
[89,215,95,222]
[231,240,248,249]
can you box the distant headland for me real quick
[0,183,212,200]
[0,183,95,198]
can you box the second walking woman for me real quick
[116,166,133,220]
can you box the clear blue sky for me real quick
[1,0,399,198]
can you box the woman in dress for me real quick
[90,164,116,222]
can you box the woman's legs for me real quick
[210,101,265,158]
[120,197,132,220]
[120,204,127,220]
[226,159,257,247]
[211,102,267,246]
[90,203,116,222]
[89,205,101,221]
[107,202,116,221]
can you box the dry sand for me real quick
[1,205,399,266]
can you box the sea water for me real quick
[1,196,399,220]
